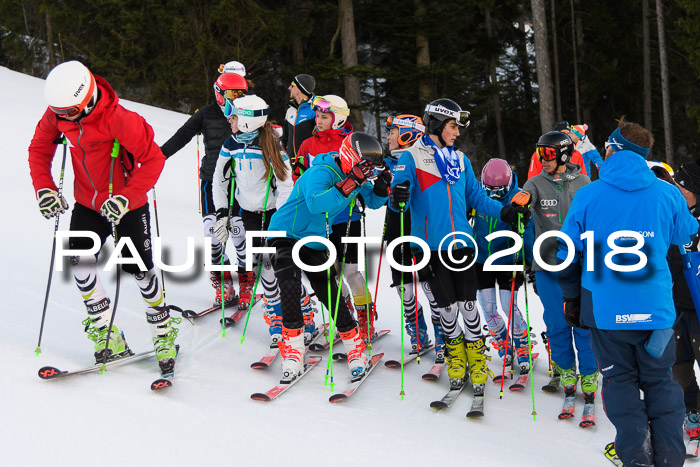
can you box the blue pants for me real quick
[591,328,685,467]
[535,270,597,374]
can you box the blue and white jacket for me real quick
[213,134,293,213]
[576,137,604,175]
[390,136,503,251]
[268,151,388,249]
[558,150,699,330]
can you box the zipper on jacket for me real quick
[77,122,99,211]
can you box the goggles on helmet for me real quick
[49,77,96,119]
[384,116,426,133]
[536,146,558,162]
[483,184,508,199]
[224,98,270,119]
[215,85,246,102]
[311,96,350,116]
[424,105,471,128]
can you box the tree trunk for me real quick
[517,17,534,105]
[485,8,505,158]
[643,0,652,130]
[373,74,381,139]
[338,0,364,131]
[531,0,555,132]
[550,0,562,120]
[570,0,581,123]
[46,11,55,69]
[415,0,431,103]
[287,0,304,66]
[656,0,673,165]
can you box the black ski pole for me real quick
[151,187,166,302]
[35,135,68,356]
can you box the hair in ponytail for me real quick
[259,123,289,182]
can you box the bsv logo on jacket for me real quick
[540,199,558,207]
[615,313,652,324]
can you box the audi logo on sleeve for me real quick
[540,199,558,207]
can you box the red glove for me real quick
[334,160,374,197]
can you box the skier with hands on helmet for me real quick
[383,114,445,358]
[161,65,250,308]
[28,60,180,373]
[389,98,530,395]
[267,132,390,383]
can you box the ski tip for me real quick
[429,401,447,410]
[558,413,575,420]
[151,379,172,390]
[332,353,347,361]
[466,412,484,419]
[580,420,596,428]
[180,310,198,319]
[422,374,438,381]
[250,362,269,370]
[329,394,348,403]
[384,360,401,368]
[250,393,271,402]
[38,366,63,380]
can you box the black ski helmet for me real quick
[338,131,384,173]
[423,98,470,146]
[536,131,574,170]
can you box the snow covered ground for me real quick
[1,66,617,466]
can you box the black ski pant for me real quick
[673,307,700,412]
[269,237,356,333]
[384,207,415,286]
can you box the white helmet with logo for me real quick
[44,61,98,118]
[219,61,246,77]
[226,95,269,133]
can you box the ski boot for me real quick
[686,411,700,440]
[339,326,369,379]
[405,308,431,354]
[580,371,599,393]
[554,362,578,395]
[466,337,489,385]
[355,303,376,343]
[301,294,317,346]
[488,325,512,367]
[237,270,256,310]
[211,270,236,307]
[432,318,445,362]
[512,331,531,373]
[263,297,283,348]
[279,326,305,383]
[82,297,131,363]
[146,306,181,373]
[444,333,467,389]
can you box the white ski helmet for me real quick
[225,95,269,133]
[44,61,98,118]
[312,94,350,130]
[218,60,246,77]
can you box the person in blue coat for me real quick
[267,132,389,383]
[472,158,535,374]
[558,118,699,467]
[389,98,530,392]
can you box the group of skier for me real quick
[29,59,700,467]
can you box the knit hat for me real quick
[292,74,315,98]
[675,159,700,194]
[570,124,588,139]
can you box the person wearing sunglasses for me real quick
[519,131,597,408]
[281,74,317,180]
[267,132,390,382]
[556,118,698,466]
[389,98,530,395]
[383,114,444,358]
[28,60,181,373]
[526,120,589,180]
[472,158,535,374]
[161,67,250,308]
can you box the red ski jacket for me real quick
[292,122,353,182]
[527,148,587,180]
[28,76,165,212]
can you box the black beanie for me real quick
[293,74,315,98]
[675,159,700,194]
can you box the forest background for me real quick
[2,0,699,181]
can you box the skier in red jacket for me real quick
[28,61,180,374]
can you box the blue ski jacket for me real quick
[558,149,699,330]
[268,151,388,249]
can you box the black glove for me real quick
[501,204,531,230]
[335,159,374,197]
[525,263,538,295]
[563,297,588,329]
[390,181,410,210]
[373,169,392,197]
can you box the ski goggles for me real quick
[424,105,471,127]
[483,184,508,199]
[223,98,269,119]
[217,88,246,101]
[536,146,558,162]
[49,77,96,118]
[311,96,350,116]
[384,116,426,133]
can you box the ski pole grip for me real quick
[110,139,121,159]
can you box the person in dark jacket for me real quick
[160,70,249,307]
[558,118,698,467]
[281,74,316,179]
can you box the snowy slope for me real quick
[0,66,616,467]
